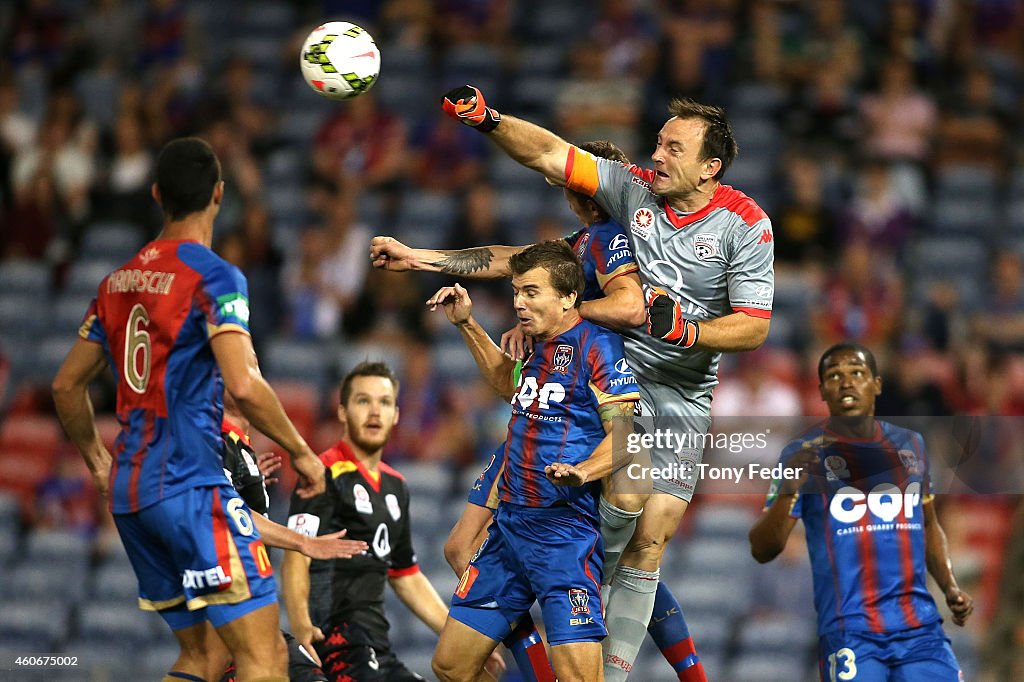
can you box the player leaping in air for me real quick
[428,241,640,682]
[750,342,973,681]
[372,139,708,681]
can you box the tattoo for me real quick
[430,248,494,275]
[599,401,635,434]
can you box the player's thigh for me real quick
[639,385,711,503]
[890,658,961,682]
[433,616,501,681]
[624,493,689,560]
[890,626,962,682]
[549,641,603,682]
[113,508,190,611]
[215,602,286,670]
[449,522,535,643]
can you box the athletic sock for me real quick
[599,496,642,587]
[502,614,555,682]
[648,582,707,681]
[603,565,659,682]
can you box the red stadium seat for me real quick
[0,414,62,452]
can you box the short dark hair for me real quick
[508,240,585,308]
[818,342,879,382]
[340,361,400,405]
[668,98,738,180]
[155,137,222,221]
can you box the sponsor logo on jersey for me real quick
[630,175,652,191]
[139,246,160,265]
[824,455,849,481]
[758,227,773,244]
[372,522,391,559]
[755,284,773,299]
[898,449,921,475]
[553,344,574,374]
[609,233,630,251]
[693,233,719,260]
[606,250,631,268]
[216,293,250,325]
[385,493,401,521]
[353,483,373,514]
[287,512,321,537]
[183,566,232,589]
[568,588,591,615]
[630,207,654,240]
[614,358,632,375]
[830,481,922,525]
[574,232,591,259]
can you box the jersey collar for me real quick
[333,440,382,492]
[222,419,251,446]
[661,184,724,230]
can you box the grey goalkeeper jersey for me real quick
[565,151,775,400]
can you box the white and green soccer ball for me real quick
[300,21,380,101]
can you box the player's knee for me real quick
[625,526,670,563]
[604,491,648,514]
[431,649,464,682]
[232,630,288,672]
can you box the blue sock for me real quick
[502,614,555,682]
[648,582,707,681]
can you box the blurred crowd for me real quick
[0,0,1023,678]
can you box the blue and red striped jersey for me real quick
[564,218,639,302]
[500,319,639,519]
[765,420,941,636]
[79,240,250,513]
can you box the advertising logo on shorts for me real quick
[553,344,574,374]
[568,588,591,615]
[630,207,654,240]
[693,233,719,261]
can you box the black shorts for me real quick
[316,623,424,682]
[220,630,327,682]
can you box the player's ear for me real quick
[211,180,225,206]
[564,291,577,311]
[391,405,399,427]
[337,403,347,424]
[873,375,882,395]
[151,183,161,206]
[703,157,722,180]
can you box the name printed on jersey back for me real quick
[106,268,176,295]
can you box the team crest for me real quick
[898,449,921,476]
[574,232,591,259]
[693,234,719,261]
[568,588,590,615]
[630,208,654,240]
[824,455,849,482]
[353,484,373,514]
[553,344,574,374]
[385,493,401,521]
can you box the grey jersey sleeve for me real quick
[727,218,774,317]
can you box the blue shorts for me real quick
[466,445,505,509]
[818,621,962,681]
[449,504,604,646]
[114,484,277,630]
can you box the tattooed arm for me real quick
[370,236,528,278]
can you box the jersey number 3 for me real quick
[828,647,857,681]
[124,303,152,394]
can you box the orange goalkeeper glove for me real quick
[647,290,699,349]
[442,85,501,133]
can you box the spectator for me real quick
[712,350,802,418]
[813,240,903,347]
[933,63,1010,173]
[972,251,1024,354]
[94,113,154,226]
[311,93,408,192]
[840,158,914,256]
[773,153,839,268]
[859,57,937,164]
[33,450,100,538]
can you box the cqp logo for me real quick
[829,482,922,524]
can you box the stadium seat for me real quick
[490,150,547,189]
[442,44,501,83]
[25,529,92,566]
[262,337,336,384]
[30,334,78,383]
[64,260,119,297]
[77,602,164,647]
[0,260,51,296]
[929,197,998,236]
[691,503,758,540]
[1,414,61,451]
[378,43,431,79]
[736,613,815,653]
[396,461,454,499]
[3,561,87,604]
[51,294,96,336]
[91,561,142,605]
[908,236,987,282]
[0,600,69,650]
[1007,198,1024,233]
[729,82,787,117]
[728,652,805,682]
[79,222,146,261]
[395,190,459,234]
[269,379,319,435]
[497,186,546,224]
[935,165,998,203]
[0,293,52,343]
[0,449,55,512]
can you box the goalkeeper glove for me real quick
[442,85,501,133]
[647,290,699,348]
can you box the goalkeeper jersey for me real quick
[563,150,775,399]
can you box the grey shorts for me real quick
[635,382,712,503]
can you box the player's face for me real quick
[819,350,882,417]
[650,117,719,198]
[512,267,576,340]
[339,376,399,453]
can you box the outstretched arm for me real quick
[427,284,517,400]
[370,236,528,278]
[924,500,974,626]
[443,86,572,185]
[281,549,323,665]
[52,339,113,497]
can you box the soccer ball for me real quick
[300,21,380,101]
